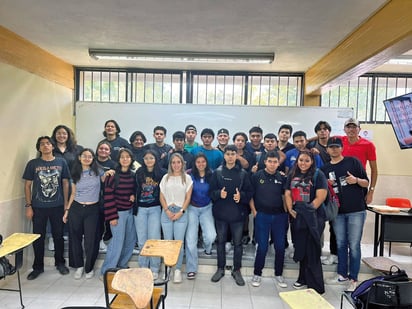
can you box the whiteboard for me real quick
[75,102,353,149]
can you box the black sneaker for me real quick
[56,264,69,275]
[231,270,245,286]
[211,269,225,282]
[27,269,44,280]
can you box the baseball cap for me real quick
[344,118,360,127]
[185,124,197,132]
[218,128,229,135]
[327,136,343,148]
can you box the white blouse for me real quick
[159,174,193,206]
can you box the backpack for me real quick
[351,265,409,309]
[314,169,340,221]
[0,235,16,279]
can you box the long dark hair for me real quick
[191,153,212,181]
[111,148,134,189]
[51,125,78,152]
[71,148,100,183]
[136,149,163,184]
[289,149,317,183]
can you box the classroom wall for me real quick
[0,62,73,239]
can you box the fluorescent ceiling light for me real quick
[89,49,274,64]
[387,55,412,65]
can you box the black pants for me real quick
[68,201,99,273]
[329,221,337,255]
[32,207,65,270]
[215,219,243,270]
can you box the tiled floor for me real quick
[0,242,410,309]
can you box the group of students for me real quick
[22,117,377,295]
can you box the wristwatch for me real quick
[369,187,375,191]
[180,209,186,213]
[25,203,32,208]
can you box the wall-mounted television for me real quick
[383,92,412,150]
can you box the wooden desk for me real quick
[367,206,412,256]
[279,288,334,309]
[140,239,182,267]
[0,233,40,309]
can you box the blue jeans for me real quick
[185,203,217,273]
[135,206,161,273]
[254,212,288,276]
[101,209,136,275]
[333,210,366,281]
[215,219,243,270]
[161,205,188,270]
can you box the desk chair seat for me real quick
[385,197,412,256]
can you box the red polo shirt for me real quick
[341,136,376,168]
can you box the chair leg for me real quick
[389,242,392,257]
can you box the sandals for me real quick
[187,272,196,280]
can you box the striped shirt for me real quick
[103,171,136,221]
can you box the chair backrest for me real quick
[386,197,411,208]
[112,268,153,309]
[367,280,412,308]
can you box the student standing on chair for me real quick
[250,151,288,289]
[160,153,193,284]
[23,136,71,280]
[100,148,137,276]
[322,137,369,292]
[63,148,112,280]
[209,145,253,286]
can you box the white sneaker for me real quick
[173,269,182,283]
[325,274,349,285]
[251,275,261,287]
[48,237,55,251]
[99,240,107,252]
[74,267,84,280]
[347,279,358,292]
[85,270,94,279]
[275,275,288,288]
[322,254,338,265]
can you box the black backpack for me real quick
[351,265,409,308]
[0,234,16,279]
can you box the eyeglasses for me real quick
[81,155,93,159]
[345,125,358,129]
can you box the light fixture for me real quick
[88,49,274,64]
[386,55,412,65]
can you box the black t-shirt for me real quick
[251,169,285,214]
[321,156,368,213]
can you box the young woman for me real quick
[100,148,136,277]
[160,153,193,283]
[185,153,216,280]
[63,148,111,279]
[129,130,148,165]
[51,125,83,170]
[284,150,327,294]
[135,150,166,280]
[95,141,117,251]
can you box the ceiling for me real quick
[0,0,411,75]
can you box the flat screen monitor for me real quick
[383,92,412,149]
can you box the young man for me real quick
[216,128,230,152]
[277,124,295,153]
[245,126,265,155]
[322,137,369,292]
[284,131,323,174]
[184,124,199,152]
[251,133,286,173]
[250,151,288,288]
[22,136,71,280]
[165,131,194,170]
[341,118,377,204]
[148,126,173,167]
[209,145,253,286]
[191,128,223,170]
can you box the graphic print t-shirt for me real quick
[22,157,70,208]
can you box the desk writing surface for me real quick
[362,257,412,280]
[279,288,334,309]
[0,233,40,257]
[368,206,412,216]
[140,240,182,267]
